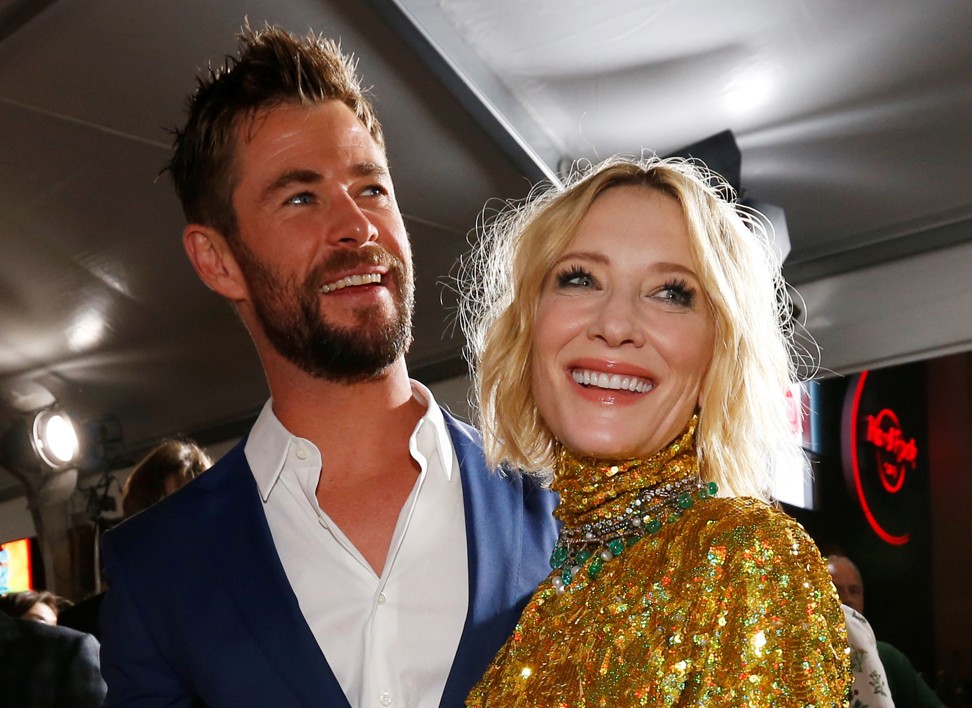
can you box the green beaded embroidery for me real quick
[549,480,718,595]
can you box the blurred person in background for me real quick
[828,554,943,708]
[120,438,213,518]
[58,438,212,639]
[0,589,71,625]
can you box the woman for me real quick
[461,156,851,704]
[58,438,213,640]
[120,438,213,519]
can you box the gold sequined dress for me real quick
[467,423,851,706]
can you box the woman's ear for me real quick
[183,224,248,302]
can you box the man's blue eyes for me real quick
[285,186,384,205]
[286,193,315,205]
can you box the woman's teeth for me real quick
[320,273,382,294]
[571,369,653,393]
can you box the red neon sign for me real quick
[847,371,910,546]
[865,408,917,494]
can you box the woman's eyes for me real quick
[655,279,696,307]
[555,266,596,288]
[553,266,697,308]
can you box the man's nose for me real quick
[328,193,378,246]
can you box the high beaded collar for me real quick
[552,415,701,530]
[547,416,716,591]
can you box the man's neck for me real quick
[264,356,428,574]
[266,356,425,470]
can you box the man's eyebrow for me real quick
[260,169,321,203]
[353,161,390,179]
[259,163,390,204]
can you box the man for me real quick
[0,609,106,707]
[99,23,557,707]
[827,554,865,615]
[828,555,943,708]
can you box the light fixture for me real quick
[30,408,80,470]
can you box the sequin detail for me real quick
[467,421,851,706]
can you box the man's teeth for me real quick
[571,369,653,393]
[320,273,382,294]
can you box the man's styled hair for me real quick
[121,439,213,519]
[461,155,805,501]
[166,22,384,239]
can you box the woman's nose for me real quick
[586,292,646,348]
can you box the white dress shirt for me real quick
[245,382,468,708]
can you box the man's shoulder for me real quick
[439,406,482,446]
[441,406,554,491]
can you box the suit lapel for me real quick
[211,444,351,708]
[439,412,528,706]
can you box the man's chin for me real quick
[298,349,403,384]
[327,360,398,386]
[289,325,410,383]
[254,294,412,383]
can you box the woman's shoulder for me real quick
[682,495,824,566]
[690,494,806,533]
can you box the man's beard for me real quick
[233,241,415,384]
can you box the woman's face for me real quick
[24,600,57,625]
[531,185,715,460]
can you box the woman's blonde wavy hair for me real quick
[460,155,808,501]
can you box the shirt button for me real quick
[295,446,308,460]
[377,592,387,605]
[379,691,392,706]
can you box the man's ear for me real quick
[183,224,249,302]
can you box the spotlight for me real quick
[30,408,80,470]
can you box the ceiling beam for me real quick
[784,206,972,284]
[364,0,563,187]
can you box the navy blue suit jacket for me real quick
[100,410,557,707]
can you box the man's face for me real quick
[228,101,414,383]
[827,558,864,614]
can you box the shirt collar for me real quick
[409,380,454,480]
[245,381,454,502]
[246,399,294,502]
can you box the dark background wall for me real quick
[786,362,939,679]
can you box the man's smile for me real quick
[319,272,383,293]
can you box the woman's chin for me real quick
[561,437,647,461]
[556,423,684,461]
